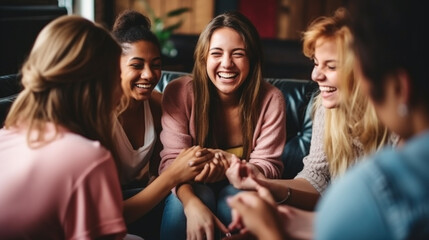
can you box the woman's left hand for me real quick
[184,197,229,240]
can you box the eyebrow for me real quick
[209,47,246,51]
[127,56,162,62]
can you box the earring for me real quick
[397,103,409,117]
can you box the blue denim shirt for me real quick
[315,131,429,240]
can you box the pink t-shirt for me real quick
[0,124,126,239]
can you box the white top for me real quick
[114,100,157,185]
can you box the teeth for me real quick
[218,72,237,79]
[136,83,151,89]
[319,86,336,92]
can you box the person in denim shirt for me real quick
[315,0,429,239]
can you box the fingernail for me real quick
[188,161,194,167]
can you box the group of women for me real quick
[1,0,428,239]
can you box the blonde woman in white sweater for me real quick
[226,7,397,212]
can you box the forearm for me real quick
[257,178,320,210]
[176,183,199,207]
[123,169,178,223]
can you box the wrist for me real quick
[277,187,291,204]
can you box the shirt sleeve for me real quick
[63,153,126,240]
[315,161,389,240]
[295,105,331,193]
[158,76,195,174]
[248,83,286,179]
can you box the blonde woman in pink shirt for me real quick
[158,11,287,240]
[0,16,126,239]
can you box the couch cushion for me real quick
[265,78,318,178]
[0,74,21,126]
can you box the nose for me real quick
[221,54,234,68]
[140,65,153,80]
[311,66,325,82]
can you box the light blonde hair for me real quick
[5,15,122,163]
[303,8,389,177]
[192,11,264,159]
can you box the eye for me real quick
[130,63,143,69]
[327,65,337,70]
[151,62,162,69]
[210,51,222,57]
[232,52,245,58]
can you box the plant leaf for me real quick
[166,7,191,17]
[164,20,184,32]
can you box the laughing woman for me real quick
[112,10,212,239]
[158,11,286,240]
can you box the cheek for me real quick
[329,72,339,88]
[206,59,217,79]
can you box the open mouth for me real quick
[135,83,152,89]
[319,86,337,93]
[217,72,238,79]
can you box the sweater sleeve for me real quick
[158,76,195,174]
[248,82,286,179]
[295,105,331,194]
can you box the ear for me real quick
[394,68,411,104]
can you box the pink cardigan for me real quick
[158,76,286,178]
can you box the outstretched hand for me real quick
[227,186,285,240]
[225,155,264,190]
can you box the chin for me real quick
[322,102,338,109]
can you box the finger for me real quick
[204,163,218,183]
[192,152,214,166]
[227,195,250,213]
[205,225,215,240]
[194,163,210,182]
[228,208,243,231]
[255,185,276,205]
[213,215,229,234]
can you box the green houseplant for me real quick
[141,1,191,57]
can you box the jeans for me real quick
[160,181,241,240]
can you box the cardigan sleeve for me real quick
[158,76,195,174]
[248,82,286,179]
[295,104,331,194]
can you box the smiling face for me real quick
[120,40,161,101]
[311,37,340,109]
[206,27,250,99]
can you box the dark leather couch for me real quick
[0,71,318,179]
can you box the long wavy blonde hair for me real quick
[192,11,264,159]
[303,8,389,177]
[5,15,122,164]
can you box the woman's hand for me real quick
[166,146,213,184]
[227,186,285,240]
[194,150,231,183]
[277,205,314,240]
[183,197,229,240]
[225,156,265,190]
